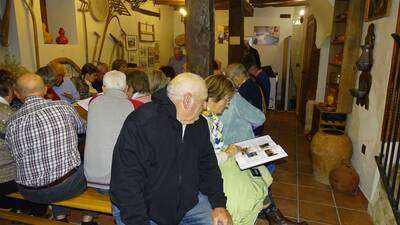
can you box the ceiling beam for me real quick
[251,0,308,7]
[154,0,253,13]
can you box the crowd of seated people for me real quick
[0,56,307,225]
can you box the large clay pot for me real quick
[311,129,352,184]
[330,160,360,195]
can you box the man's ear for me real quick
[182,93,192,110]
[102,85,106,93]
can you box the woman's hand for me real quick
[225,145,240,157]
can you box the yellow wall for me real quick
[8,0,174,72]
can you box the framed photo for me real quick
[128,51,136,63]
[139,47,148,58]
[365,0,391,21]
[139,57,148,68]
[138,22,155,42]
[254,26,280,45]
[153,42,160,63]
[126,35,138,51]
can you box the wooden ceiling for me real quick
[153,0,308,9]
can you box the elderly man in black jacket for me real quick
[110,73,232,225]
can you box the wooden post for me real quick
[185,0,215,77]
[228,0,245,64]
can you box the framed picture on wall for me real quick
[365,0,391,21]
[128,51,136,63]
[254,26,280,45]
[126,35,138,50]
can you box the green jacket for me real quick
[0,102,15,183]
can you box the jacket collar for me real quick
[152,88,178,121]
[104,89,128,99]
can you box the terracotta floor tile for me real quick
[299,163,313,174]
[274,197,298,218]
[299,173,331,190]
[333,190,368,211]
[338,208,374,225]
[275,161,297,172]
[273,170,297,185]
[299,186,334,206]
[271,182,297,200]
[299,201,339,225]
[300,219,336,225]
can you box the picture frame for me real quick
[138,22,155,43]
[126,35,138,51]
[364,0,391,21]
[127,51,136,63]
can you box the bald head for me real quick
[167,73,207,125]
[167,73,207,101]
[15,73,47,101]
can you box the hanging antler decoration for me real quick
[23,0,40,69]
[96,0,130,63]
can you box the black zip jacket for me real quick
[110,88,227,225]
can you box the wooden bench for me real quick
[1,188,112,224]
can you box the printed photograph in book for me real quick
[242,142,277,158]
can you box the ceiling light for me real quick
[299,9,305,16]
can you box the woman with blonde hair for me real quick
[148,69,169,94]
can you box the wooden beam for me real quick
[228,0,244,64]
[251,0,308,7]
[185,0,214,76]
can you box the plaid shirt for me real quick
[6,96,85,187]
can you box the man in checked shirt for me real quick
[5,73,96,225]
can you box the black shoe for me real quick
[81,221,98,225]
[263,208,308,225]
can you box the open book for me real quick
[234,135,288,170]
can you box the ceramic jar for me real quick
[311,129,352,184]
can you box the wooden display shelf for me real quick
[324,0,365,113]
[334,18,347,23]
[329,63,342,67]
[331,41,345,45]
[320,120,346,126]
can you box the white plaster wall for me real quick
[245,7,295,76]
[346,0,400,201]
[290,6,306,95]
[214,10,229,70]
[8,0,174,72]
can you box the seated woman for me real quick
[125,69,151,104]
[202,75,272,225]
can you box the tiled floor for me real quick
[0,112,374,225]
[256,112,373,225]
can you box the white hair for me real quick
[167,72,206,100]
[103,70,127,90]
